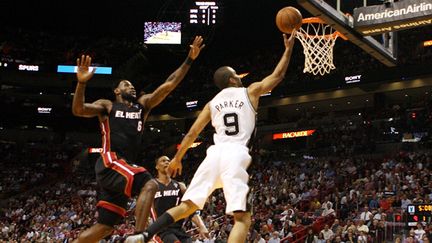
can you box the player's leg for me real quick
[126,148,220,243]
[176,230,193,243]
[74,203,125,242]
[169,146,220,221]
[181,237,193,243]
[167,200,199,221]
[219,145,252,243]
[76,156,129,242]
[99,153,152,233]
[73,223,114,243]
[159,230,182,243]
[125,201,199,243]
[134,175,158,232]
[228,211,251,243]
[147,200,199,237]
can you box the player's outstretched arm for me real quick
[169,103,211,177]
[138,36,205,110]
[72,55,110,118]
[248,32,296,99]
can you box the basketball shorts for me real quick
[95,152,153,226]
[182,143,252,214]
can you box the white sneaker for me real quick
[124,234,145,243]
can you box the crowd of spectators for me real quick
[1,141,431,242]
[1,97,432,242]
[0,140,80,199]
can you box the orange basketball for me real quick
[276,7,303,33]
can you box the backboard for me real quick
[297,0,398,67]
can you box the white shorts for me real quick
[182,143,251,214]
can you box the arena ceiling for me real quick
[1,0,431,130]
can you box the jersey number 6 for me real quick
[224,113,239,136]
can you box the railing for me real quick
[280,215,335,242]
[353,209,406,243]
[278,208,407,243]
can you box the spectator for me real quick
[305,228,318,243]
[255,234,266,243]
[358,206,373,223]
[268,231,281,243]
[331,219,341,234]
[414,223,427,241]
[356,220,369,234]
[358,231,368,243]
[345,229,357,243]
[320,224,334,241]
[317,232,326,243]
[342,220,356,238]
[321,202,336,217]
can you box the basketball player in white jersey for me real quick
[126,31,296,243]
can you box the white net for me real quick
[296,19,340,76]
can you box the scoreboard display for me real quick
[407,204,432,227]
[189,1,219,25]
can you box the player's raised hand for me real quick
[188,36,205,60]
[168,157,183,178]
[76,55,96,84]
[283,30,297,50]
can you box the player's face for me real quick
[156,156,170,172]
[232,74,243,87]
[229,68,243,87]
[118,80,137,101]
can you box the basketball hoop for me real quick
[296,17,347,76]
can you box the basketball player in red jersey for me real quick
[126,31,296,243]
[151,156,209,243]
[71,36,205,243]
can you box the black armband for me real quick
[184,57,194,65]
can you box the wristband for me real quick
[184,57,194,65]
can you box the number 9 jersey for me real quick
[210,87,257,146]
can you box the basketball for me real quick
[276,7,303,33]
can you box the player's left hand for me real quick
[168,157,183,177]
[188,36,205,60]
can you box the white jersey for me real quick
[209,87,256,146]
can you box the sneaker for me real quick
[124,232,149,243]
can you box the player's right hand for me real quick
[168,157,183,178]
[283,30,297,50]
[76,55,96,84]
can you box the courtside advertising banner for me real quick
[353,0,432,35]
[272,130,316,140]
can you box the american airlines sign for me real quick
[353,0,432,35]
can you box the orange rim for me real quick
[302,17,326,24]
[300,17,348,40]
